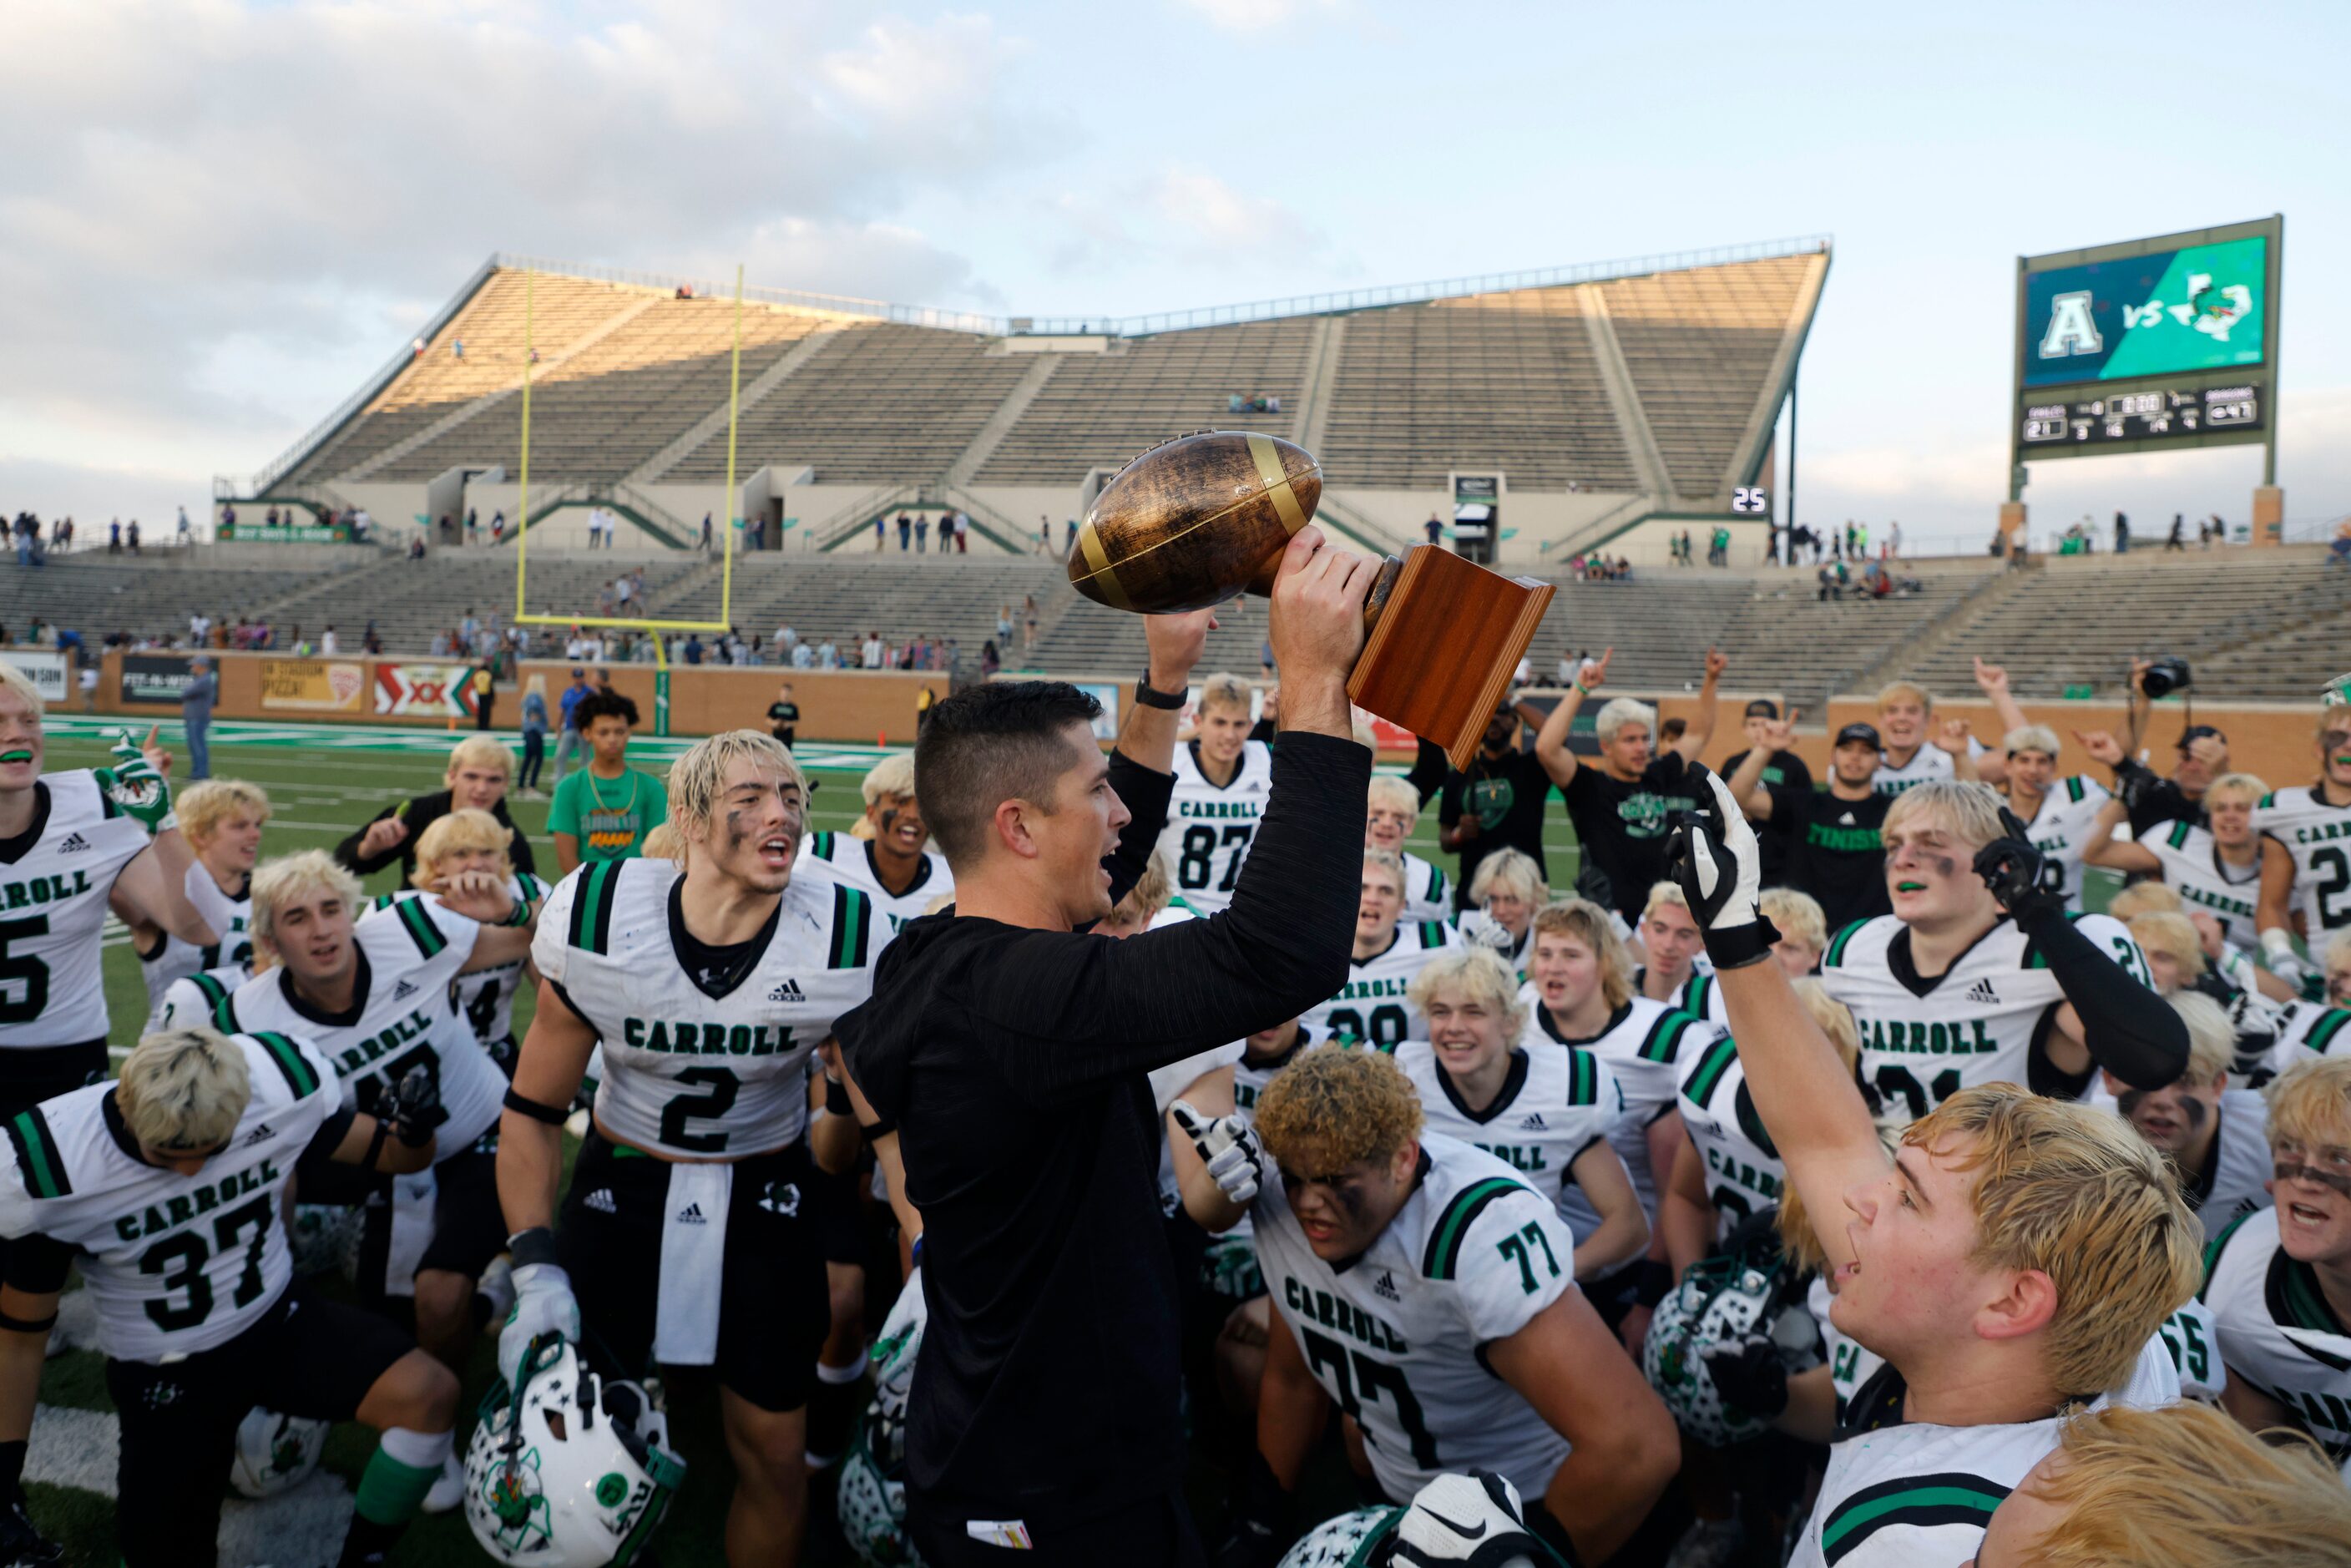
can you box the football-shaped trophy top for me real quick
[1067,431,1323,614]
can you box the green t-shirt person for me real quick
[549,690,666,873]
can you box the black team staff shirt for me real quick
[1722,744,1813,882]
[836,731,1368,1531]
[1769,784,1893,932]
[1557,751,1699,925]
[332,788,536,884]
[1439,745,1556,910]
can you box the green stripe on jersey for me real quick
[1568,1050,1599,1107]
[2307,1009,2351,1056]
[190,972,230,1012]
[1428,867,1448,905]
[1683,1034,1740,1110]
[6,1108,70,1201]
[1822,1474,2009,1564]
[570,861,622,955]
[1824,919,1868,969]
[830,885,872,969]
[1420,1176,1521,1281]
[1641,1010,1701,1065]
[250,1031,321,1099]
[811,831,835,859]
[393,896,447,960]
[2167,820,2194,849]
[2199,1209,2257,1300]
[1417,921,1447,948]
[210,987,241,1034]
[2065,776,2086,802]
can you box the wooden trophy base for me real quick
[1347,545,1556,771]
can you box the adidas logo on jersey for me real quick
[675,1201,708,1225]
[1519,1111,1548,1131]
[1373,1269,1402,1302]
[1836,812,1856,827]
[240,1121,275,1149]
[390,979,421,1001]
[57,832,89,853]
[1964,978,2000,1006]
[584,1189,618,1214]
[768,978,806,1002]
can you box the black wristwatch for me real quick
[1133,670,1186,711]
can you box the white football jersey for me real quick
[2254,784,2351,943]
[1304,921,1459,1052]
[1821,913,2148,1127]
[0,1030,337,1361]
[1638,968,1729,1029]
[1792,1378,2058,1567]
[374,875,546,1054]
[2187,1090,2275,1242]
[1251,1133,1579,1503]
[1869,736,1987,797]
[2157,1297,2227,1403]
[1396,1041,1621,1231]
[2202,1206,2351,1471]
[533,857,876,1159]
[2141,819,2265,950]
[1525,994,1711,1228]
[1398,851,1450,925]
[1156,739,1273,913]
[2275,1002,2351,1064]
[1675,1032,1788,1234]
[138,862,252,1030]
[1235,1025,1318,1122]
[797,829,953,946]
[0,772,149,1052]
[156,961,255,1034]
[2014,776,2110,910]
[212,898,502,1158]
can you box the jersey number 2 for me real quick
[660,1067,741,1153]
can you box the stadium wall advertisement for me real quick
[259,660,367,712]
[118,655,196,705]
[0,651,68,705]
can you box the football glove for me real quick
[1974,807,2062,921]
[1171,1100,1265,1206]
[1699,1332,1790,1423]
[498,1260,580,1389]
[98,731,174,835]
[1665,765,1779,970]
[375,1065,446,1148]
[0,1490,60,1568]
[1393,1470,1545,1566]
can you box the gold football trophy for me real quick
[1068,431,1555,770]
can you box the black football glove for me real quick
[1699,1332,1789,1423]
[1665,765,1781,970]
[377,1065,447,1148]
[1974,807,2064,922]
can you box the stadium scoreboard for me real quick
[2010,215,2281,465]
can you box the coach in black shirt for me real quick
[332,733,536,883]
[1722,698,1812,882]
[1727,719,1893,931]
[1438,705,1557,907]
[837,531,1376,1565]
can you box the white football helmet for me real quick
[463,1336,685,1568]
[837,1267,928,1566]
[229,1407,327,1498]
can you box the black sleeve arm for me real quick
[334,804,403,876]
[297,1106,359,1170]
[500,809,538,875]
[983,732,1372,1103]
[2020,908,2188,1090]
[1100,749,1176,910]
[1406,737,1450,807]
[3,1235,73,1297]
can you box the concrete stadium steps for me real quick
[971,319,1321,485]
[726,556,1073,670]
[0,554,358,644]
[249,550,715,653]
[1316,286,1639,493]
[1893,547,2348,701]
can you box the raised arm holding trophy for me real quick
[1069,430,1556,767]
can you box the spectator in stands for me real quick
[465,508,478,545]
[2332,517,2351,569]
[683,633,705,667]
[341,735,534,886]
[700,513,713,552]
[817,638,841,670]
[791,639,815,670]
[452,337,464,359]
[954,511,970,552]
[517,676,549,798]
[1036,515,1050,555]
[1888,518,1902,558]
[2114,508,2131,553]
[1064,517,1078,555]
[897,513,913,552]
[104,519,119,556]
[551,667,593,783]
[549,690,664,875]
[180,655,216,781]
[1023,594,1039,652]
[861,630,884,670]
[979,640,1000,678]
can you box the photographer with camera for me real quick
[2073,658,2229,837]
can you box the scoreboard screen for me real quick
[2012,217,2278,464]
[2020,385,2262,449]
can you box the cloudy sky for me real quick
[4,0,2344,547]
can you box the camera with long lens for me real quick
[2140,656,2193,701]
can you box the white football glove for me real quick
[2262,927,2313,995]
[1170,1100,1264,1207]
[1393,1470,1545,1567]
[497,1261,580,1388]
[1666,765,1777,969]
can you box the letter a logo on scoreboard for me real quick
[2039,291,2102,361]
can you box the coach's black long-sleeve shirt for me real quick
[837,731,1369,1527]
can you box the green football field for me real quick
[31,714,1575,1567]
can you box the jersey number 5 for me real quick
[0,916,50,1025]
